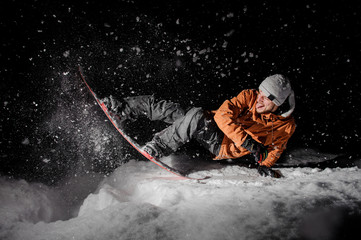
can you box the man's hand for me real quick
[253,147,268,164]
[258,165,282,178]
[241,135,268,163]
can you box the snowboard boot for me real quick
[101,95,138,122]
[102,95,126,115]
[142,136,172,159]
[142,142,164,159]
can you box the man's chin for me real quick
[256,107,264,114]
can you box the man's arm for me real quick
[214,90,252,147]
[260,122,296,167]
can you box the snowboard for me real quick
[77,66,209,180]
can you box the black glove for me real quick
[241,135,268,163]
[258,166,282,178]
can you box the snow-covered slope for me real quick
[1,149,360,240]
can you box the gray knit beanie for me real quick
[259,74,295,117]
[259,74,291,106]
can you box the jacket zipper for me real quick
[271,116,274,147]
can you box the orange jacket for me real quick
[213,89,296,167]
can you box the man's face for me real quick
[256,90,279,114]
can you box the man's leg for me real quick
[103,95,185,123]
[143,107,224,158]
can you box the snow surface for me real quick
[1,149,361,240]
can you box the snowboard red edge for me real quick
[77,66,209,180]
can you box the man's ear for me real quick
[271,104,279,113]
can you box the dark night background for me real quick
[1,0,360,184]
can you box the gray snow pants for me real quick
[122,95,224,156]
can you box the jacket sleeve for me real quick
[214,90,251,147]
[261,122,296,167]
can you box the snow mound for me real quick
[0,178,55,228]
[1,149,361,240]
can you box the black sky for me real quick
[1,0,361,183]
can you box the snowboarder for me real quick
[102,74,296,178]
